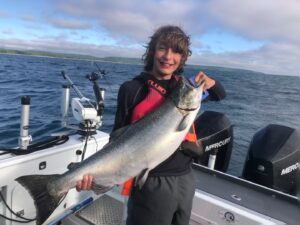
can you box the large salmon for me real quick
[16,76,204,225]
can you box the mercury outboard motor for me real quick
[194,111,233,172]
[242,124,300,195]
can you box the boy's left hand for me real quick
[194,71,215,91]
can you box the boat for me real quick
[0,70,299,225]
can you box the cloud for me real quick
[184,0,300,76]
[51,0,300,45]
[21,14,36,22]
[54,0,207,42]
[0,10,9,17]
[0,37,144,58]
[190,42,300,76]
[2,0,300,76]
[2,28,14,35]
[47,18,92,29]
[209,0,300,44]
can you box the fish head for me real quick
[171,76,204,112]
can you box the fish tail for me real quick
[16,174,66,225]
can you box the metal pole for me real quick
[100,88,105,101]
[61,84,71,127]
[208,149,217,169]
[18,96,32,150]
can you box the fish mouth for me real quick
[185,76,205,88]
[182,76,205,94]
[169,76,204,112]
[173,77,204,111]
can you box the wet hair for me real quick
[143,25,192,74]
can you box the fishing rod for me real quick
[61,71,85,99]
[93,61,113,93]
[93,61,107,78]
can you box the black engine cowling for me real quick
[194,111,233,172]
[242,124,300,195]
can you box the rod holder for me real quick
[208,149,218,169]
[18,96,32,150]
[61,84,71,127]
[100,88,105,101]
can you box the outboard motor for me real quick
[194,111,233,172]
[242,124,300,195]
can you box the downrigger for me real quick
[61,69,106,136]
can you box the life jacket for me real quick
[121,74,199,196]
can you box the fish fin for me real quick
[135,168,150,189]
[16,174,67,225]
[91,182,113,195]
[109,126,130,141]
[177,115,189,131]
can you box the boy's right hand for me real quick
[76,175,93,192]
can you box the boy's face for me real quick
[151,42,182,80]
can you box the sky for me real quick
[1,0,300,76]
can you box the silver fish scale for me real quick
[77,194,123,225]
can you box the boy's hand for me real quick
[76,175,93,192]
[194,71,215,91]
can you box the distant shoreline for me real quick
[0,48,143,65]
[2,48,286,77]
[0,52,144,67]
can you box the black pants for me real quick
[126,171,195,225]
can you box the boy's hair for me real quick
[143,25,192,74]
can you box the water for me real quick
[0,54,299,176]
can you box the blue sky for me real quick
[1,0,300,76]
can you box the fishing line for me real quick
[0,136,69,156]
[0,214,34,223]
[0,191,36,222]
[91,135,98,152]
[81,121,92,161]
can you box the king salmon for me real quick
[16,76,204,225]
